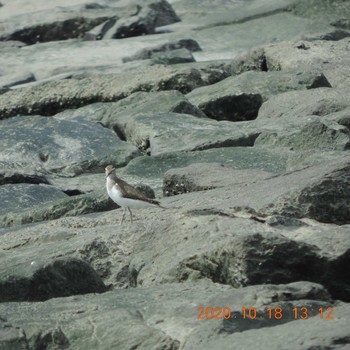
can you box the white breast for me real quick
[107,180,156,209]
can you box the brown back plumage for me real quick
[110,172,161,206]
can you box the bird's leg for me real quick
[128,207,133,223]
[120,207,126,225]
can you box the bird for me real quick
[105,165,165,224]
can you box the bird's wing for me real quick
[116,179,160,205]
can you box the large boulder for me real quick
[186,70,330,121]
[0,115,139,175]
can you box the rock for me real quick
[0,281,341,349]
[229,38,350,89]
[0,115,139,175]
[126,212,349,300]
[255,120,350,151]
[186,70,330,121]
[184,302,350,350]
[0,170,50,185]
[0,4,113,44]
[55,90,207,135]
[0,71,35,90]
[289,0,350,27]
[0,66,207,118]
[0,257,107,302]
[163,163,273,196]
[123,39,201,62]
[150,48,195,65]
[0,183,68,216]
[120,146,290,196]
[163,156,350,225]
[0,318,28,350]
[122,113,258,155]
[257,88,350,119]
[282,223,350,301]
[0,190,114,228]
[98,0,180,39]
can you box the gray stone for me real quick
[0,282,342,350]
[163,163,273,196]
[0,190,113,228]
[119,146,290,196]
[122,113,258,155]
[101,0,180,40]
[0,257,107,302]
[0,183,68,216]
[0,66,206,118]
[55,90,207,134]
[163,156,350,225]
[0,318,28,350]
[151,48,195,65]
[255,120,350,151]
[289,0,350,27]
[257,88,350,119]
[184,301,350,350]
[123,39,201,63]
[230,38,350,89]
[0,71,35,90]
[0,4,113,44]
[186,70,330,121]
[0,115,139,175]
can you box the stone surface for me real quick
[255,120,350,151]
[257,87,350,119]
[0,66,207,118]
[163,163,273,196]
[230,38,350,89]
[0,115,139,175]
[55,90,207,133]
[0,281,340,350]
[0,71,35,90]
[0,0,180,44]
[0,257,107,302]
[122,112,259,155]
[0,183,68,215]
[163,157,350,225]
[1,0,350,348]
[186,69,330,121]
[96,0,180,39]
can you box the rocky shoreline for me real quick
[1,0,350,349]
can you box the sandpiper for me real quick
[105,165,164,224]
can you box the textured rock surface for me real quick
[186,69,331,121]
[1,0,350,348]
[0,115,139,175]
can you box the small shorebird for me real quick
[105,165,165,224]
